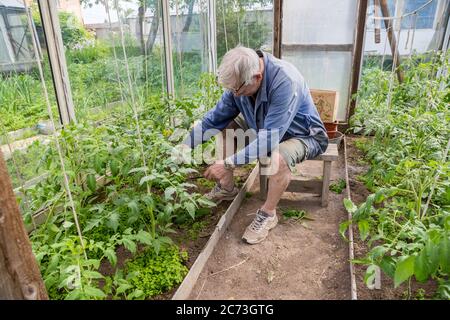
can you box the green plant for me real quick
[342,51,450,297]
[122,246,188,298]
[186,221,208,241]
[14,82,220,299]
[330,179,346,194]
[414,288,426,300]
[197,177,216,189]
[33,9,93,49]
[282,208,312,221]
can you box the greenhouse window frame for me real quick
[0,4,40,72]
[37,0,76,125]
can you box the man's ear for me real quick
[254,73,263,81]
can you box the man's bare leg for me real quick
[260,152,292,215]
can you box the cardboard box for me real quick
[310,89,339,123]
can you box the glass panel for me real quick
[0,2,59,229]
[170,0,210,97]
[365,0,444,58]
[402,0,438,29]
[57,0,166,120]
[283,50,352,121]
[282,0,358,121]
[0,14,13,63]
[7,12,33,61]
[216,0,273,62]
[3,0,222,300]
[283,0,357,44]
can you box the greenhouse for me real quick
[0,0,449,301]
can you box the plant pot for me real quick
[328,131,344,147]
[324,121,338,133]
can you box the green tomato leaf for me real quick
[84,286,106,299]
[116,283,133,295]
[414,247,430,282]
[122,238,136,254]
[358,220,370,241]
[165,187,177,200]
[184,202,196,219]
[135,230,153,245]
[343,198,357,214]
[394,256,415,288]
[87,173,97,192]
[339,220,351,241]
[104,248,117,267]
[380,256,396,279]
[197,197,217,208]
[83,217,102,233]
[439,235,450,274]
[139,175,156,185]
[83,271,104,280]
[128,166,149,174]
[364,264,377,288]
[62,221,74,229]
[106,212,120,232]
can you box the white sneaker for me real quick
[242,209,278,244]
[205,183,239,204]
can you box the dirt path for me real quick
[189,147,352,300]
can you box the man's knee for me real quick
[269,151,291,176]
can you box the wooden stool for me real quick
[259,144,339,207]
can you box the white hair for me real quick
[217,46,260,89]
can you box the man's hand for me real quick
[204,160,232,182]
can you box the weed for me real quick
[330,179,346,194]
[281,208,313,221]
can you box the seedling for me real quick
[281,209,314,221]
[330,179,346,194]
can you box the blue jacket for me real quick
[186,51,328,165]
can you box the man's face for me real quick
[232,73,263,97]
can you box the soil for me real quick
[189,142,352,299]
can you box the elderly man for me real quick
[182,46,328,244]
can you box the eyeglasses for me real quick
[231,81,246,94]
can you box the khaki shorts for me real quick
[232,114,308,172]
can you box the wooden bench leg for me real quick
[321,160,332,207]
[259,165,269,200]
[259,163,269,200]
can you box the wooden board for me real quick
[0,149,48,299]
[310,89,339,123]
[316,144,339,162]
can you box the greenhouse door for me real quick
[281,0,360,121]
